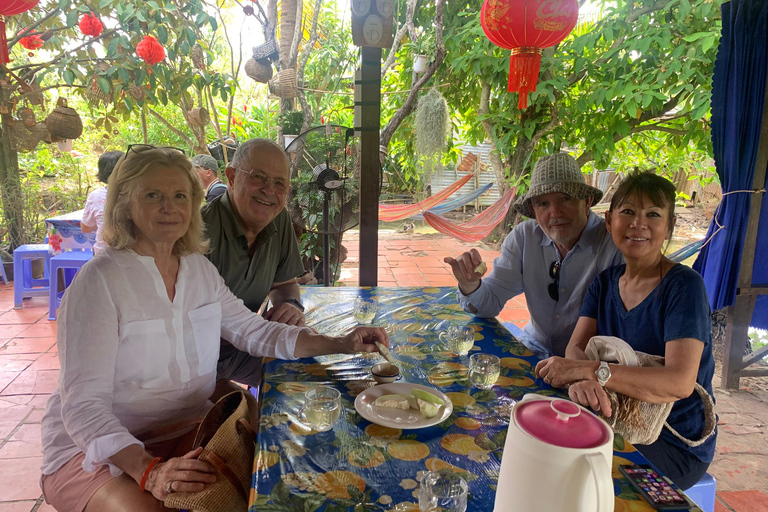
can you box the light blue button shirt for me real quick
[458,211,623,357]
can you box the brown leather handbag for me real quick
[164,390,256,512]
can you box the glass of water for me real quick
[469,353,500,390]
[301,386,341,432]
[439,325,474,356]
[419,471,468,512]
[353,298,377,324]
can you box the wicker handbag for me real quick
[45,97,83,140]
[164,390,256,512]
[585,336,717,446]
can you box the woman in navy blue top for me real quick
[535,171,716,489]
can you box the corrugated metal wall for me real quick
[429,144,500,207]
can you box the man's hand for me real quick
[341,326,389,354]
[568,380,612,417]
[264,301,306,326]
[444,249,484,295]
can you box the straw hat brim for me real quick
[513,182,604,218]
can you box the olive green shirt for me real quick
[201,191,304,313]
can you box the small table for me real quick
[249,287,702,512]
[45,210,96,254]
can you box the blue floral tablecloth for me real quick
[249,287,700,512]
[45,209,95,254]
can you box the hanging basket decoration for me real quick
[0,0,39,64]
[480,0,578,109]
[45,97,83,140]
[19,32,43,50]
[245,58,272,83]
[267,69,297,99]
[84,79,110,105]
[136,35,165,66]
[32,121,52,143]
[191,43,204,69]
[252,38,279,62]
[128,84,145,101]
[79,12,103,37]
[188,107,210,126]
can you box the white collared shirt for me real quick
[458,211,623,357]
[41,248,307,477]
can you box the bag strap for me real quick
[206,450,248,503]
[663,383,717,447]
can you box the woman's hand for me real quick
[535,356,596,388]
[145,447,217,501]
[568,381,612,417]
[341,326,389,354]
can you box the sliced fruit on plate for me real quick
[417,398,440,418]
[411,388,444,406]
[374,394,411,410]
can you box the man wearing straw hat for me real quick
[445,152,623,358]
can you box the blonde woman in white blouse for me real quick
[40,145,389,512]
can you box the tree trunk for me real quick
[0,122,26,251]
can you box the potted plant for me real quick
[410,33,434,74]
[278,110,305,148]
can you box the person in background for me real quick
[445,153,623,358]
[192,154,226,203]
[202,138,306,387]
[536,171,716,490]
[40,145,388,512]
[81,151,124,252]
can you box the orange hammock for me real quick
[379,173,474,222]
[422,187,518,242]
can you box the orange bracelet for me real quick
[139,457,162,493]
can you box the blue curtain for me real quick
[693,0,768,329]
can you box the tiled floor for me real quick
[1,232,767,511]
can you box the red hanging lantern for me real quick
[136,35,165,66]
[19,32,42,50]
[481,0,579,109]
[79,12,103,37]
[0,0,40,64]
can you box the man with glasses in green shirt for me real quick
[202,138,306,386]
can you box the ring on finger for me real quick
[166,480,175,494]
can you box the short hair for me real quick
[609,170,677,235]
[102,147,209,256]
[230,138,288,175]
[97,151,125,184]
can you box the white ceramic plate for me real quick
[354,382,453,429]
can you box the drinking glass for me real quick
[301,386,341,432]
[439,325,474,356]
[353,298,377,324]
[469,353,500,390]
[419,471,468,512]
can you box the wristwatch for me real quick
[284,298,305,312]
[595,361,612,386]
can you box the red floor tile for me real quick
[0,325,33,339]
[18,323,57,338]
[0,502,39,512]
[718,491,768,512]
[716,497,733,512]
[0,338,56,355]
[0,455,43,501]
[0,309,47,324]
[2,368,59,395]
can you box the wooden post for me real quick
[356,47,382,286]
[721,57,768,389]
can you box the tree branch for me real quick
[8,8,61,46]
[382,0,417,77]
[148,108,194,146]
[631,125,687,136]
[297,0,322,129]
[289,0,303,70]
[10,29,118,75]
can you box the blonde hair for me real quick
[102,147,209,256]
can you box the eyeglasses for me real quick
[236,168,290,194]
[126,144,186,155]
[548,261,561,302]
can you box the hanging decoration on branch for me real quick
[19,32,43,50]
[481,0,578,109]
[0,0,40,64]
[136,35,165,67]
[79,12,103,37]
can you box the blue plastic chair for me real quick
[685,473,716,512]
[0,257,7,285]
[48,250,94,321]
[13,244,51,309]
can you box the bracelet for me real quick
[284,298,305,312]
[139,457,162,493]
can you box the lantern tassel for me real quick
[508,48,542,110]
[0,17,9,65]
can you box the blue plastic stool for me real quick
[13,244,51,308]
[48,250,93,321]
[0,257,7,284]
[685,473,716,512]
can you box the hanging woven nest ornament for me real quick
[245,58,272,83]
[191,44,205,69]
[13,124,39,152]
[267,69,297,98]
[128,84,146,101]
[45,97,83,140]
[252,38,279,62]
[84,79,110,105]
[32,121,53,143]
[188,107,210,126]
